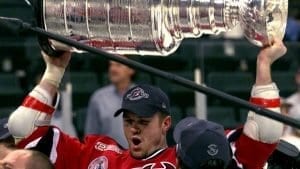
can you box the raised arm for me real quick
[232,39,287,169]
[8,51,71,143]
[245,38,286,143]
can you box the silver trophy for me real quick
[35,0,288,56]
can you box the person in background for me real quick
[286,69,300,119]
[174,117,231,169]
[280,98,292,116]
[284,10,300,42]
[85,57,135,147]
[283,69,300,136]
[281,109,300,149]
[281,81,300,151]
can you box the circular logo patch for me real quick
[207,144,218,156]
[88,156,108,169]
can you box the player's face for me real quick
[123,112,171,159]
[108,61,134,85]
[0,144,12,160]
[0,150,31,169]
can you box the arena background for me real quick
[0,0,299,140]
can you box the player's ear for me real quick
[161,115,171,134]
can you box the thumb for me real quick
[270,39,287,59]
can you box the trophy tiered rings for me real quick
[36,0,288,56]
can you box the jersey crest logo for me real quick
[207,144,218,156]
[94,142,122,154]
[132,162,176,169]
[126,87,149,101]
[88,156,108,169]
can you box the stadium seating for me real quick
[185,106,242,129]
[73,108,87,139]
[134,72,155,85]
[197,40,241,72]
[0,107,15,119]
[272,71,297,97]
[207,106,241,129]
[170,106,183,127]
[63,72,99,109]
[0,73,24,107]
[139,53,189,71]
[155,71,195,109]
[206,72,253,105]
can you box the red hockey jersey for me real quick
[17,125,276,169]
[18,126,177,169]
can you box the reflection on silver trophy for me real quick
[41,0,288,56]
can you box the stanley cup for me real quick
[35,0,288,56]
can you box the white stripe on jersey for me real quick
[50,128,60,163]
[226,129,243,169]
[24,137,42,149]
[23,128,60,164]
[142,147,168,161]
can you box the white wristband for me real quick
[251,83,279,99]
[41,62,65,87]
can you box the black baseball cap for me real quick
[0,118,11,140]
[114,85,170,117]
[174,117,231,169]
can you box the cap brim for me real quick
[0,132,11,140]
[114,108,128,117]
[0,118,10,140]
[276,139,299,157]
[114,107,156,118]
[114,101,157,118]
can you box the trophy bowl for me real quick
[239,0,288,46]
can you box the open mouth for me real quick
[132,137,141,146]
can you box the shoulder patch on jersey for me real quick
[94,141,122,154]
[88,156,108,169]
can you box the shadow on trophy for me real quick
[29,0,288,56]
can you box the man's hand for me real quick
[256,39,287,85]
[42,51,71,69]
[40,51,72,97]
[257,38,287,66]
